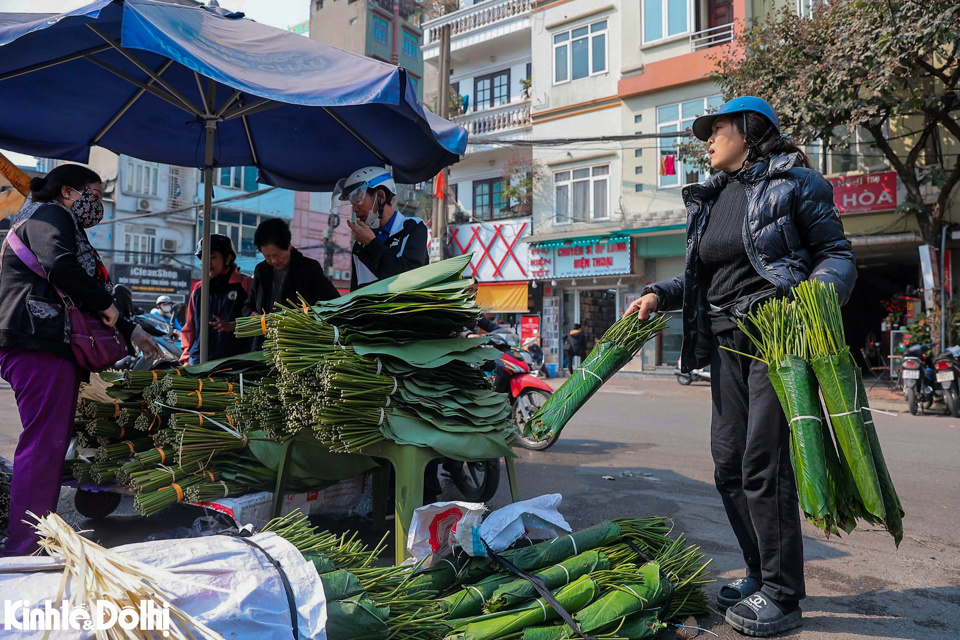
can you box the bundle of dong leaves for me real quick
[525,313,669,442]
[234,254,515,461]
[739,280,903,545]
[264,511,713,640]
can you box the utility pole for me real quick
[433,23,452,260]
[391,0,401,65]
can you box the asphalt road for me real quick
[1,378,959,639]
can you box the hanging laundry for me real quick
[660,154,677,176]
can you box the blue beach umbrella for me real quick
[0,0,466,360]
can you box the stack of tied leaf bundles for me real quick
[739,280,903,545]
[235,255,516,460]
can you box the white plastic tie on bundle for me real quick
[332,325,340,345]
[578,367,603,383]
[376,358,382,376]
[378,408,385,426]
[560,564,571,585]
[384,396,391,407]
[391,377,398,394]
[536,598,548,622]
[221,481,230,498]
[789,415,822,425]
[466,585,486,603]
[239,373,244,398]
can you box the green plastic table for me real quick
[270,433,521,563]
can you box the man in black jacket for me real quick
[242,218,339,349]
[341,166,429,290]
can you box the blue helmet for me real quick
[691,96,780,141]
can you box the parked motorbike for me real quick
[113,313,182,371]
[934,345,960,417]
[676,359,711,385]
[521,336,545,377]
[900,343,939,415]
[488,332,556,451]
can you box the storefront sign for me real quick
[520,315,540,344]
[529,238,632,279]
[113,264,193,302]
[449,219,530,282]
[828,171,899,214]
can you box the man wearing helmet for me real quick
[340,166,429,290]
[179,233,254,364]
[150,294,182,347]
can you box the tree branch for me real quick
[905,122,936,170]
[863,121,924,204]
[916,57,951,84]
[938,159,960,215]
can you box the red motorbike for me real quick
[488,333,557,451]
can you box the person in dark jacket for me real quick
[626,97,856,637]
[563,323,587,375]
[242,218,339,349]
[0,164,160,556]
[341,166,429,290]
[180,234,254,365]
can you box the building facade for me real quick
[308,0,424,99]
[422,0,534,325]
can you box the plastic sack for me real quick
[478,493,572,553]
[0,531,326,639]
[407,500,486,565]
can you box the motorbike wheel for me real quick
[449,460,500,503]
[676,373,693,386]
[946,387,960,418]
[74,489,122,520]
[511,388,557,451]
[906,386,919,415]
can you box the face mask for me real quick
[160,304,173,314]
[68,186,104,228]
[365,209,380,229]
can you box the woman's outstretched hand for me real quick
[625,293,659,321]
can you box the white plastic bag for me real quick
[478,494,572,553]
[406,500,486,566]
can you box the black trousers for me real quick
[711,329,806,605]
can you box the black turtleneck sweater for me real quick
[698,175,769,333]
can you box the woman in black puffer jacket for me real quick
[627,97,856,638]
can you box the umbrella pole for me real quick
[198,80,218,364]
[199,124,215,363]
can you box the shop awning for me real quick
[476,282,529,313]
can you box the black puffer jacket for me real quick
[643,153,857,372]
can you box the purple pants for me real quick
[0,347,81,556]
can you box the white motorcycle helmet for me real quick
[337,166,396,205]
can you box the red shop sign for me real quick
[828,171,899,214]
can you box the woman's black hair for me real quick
[732,112,811,169]
[254,217,292,250]
[28,164,101,201]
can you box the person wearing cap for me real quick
[242,217,340,350]
[626,97,856,637]
[339,166,429,290]
[180,233,254,365]
[150,295,182,345]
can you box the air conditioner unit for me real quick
[137,198,152,212]
[161,238,178,253]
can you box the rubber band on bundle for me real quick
[261,314,267,335]
[123,440,135,455]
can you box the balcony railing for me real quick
[690,23,734,51]
[422,0,530,48]
[455,100,531,137]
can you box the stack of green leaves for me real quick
[739,296,856,536]
[527,313,670,442]
[794,280,903,545]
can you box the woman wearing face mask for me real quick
[342,166,429,290]
[626,97,856,637]
[0,163,161,556]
